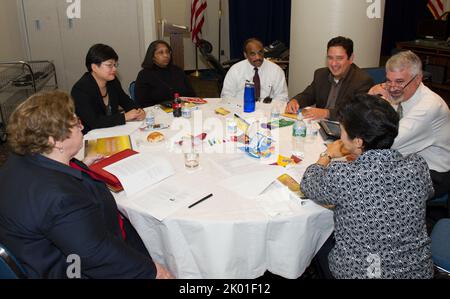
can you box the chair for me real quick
[431,218,450,276]
[362,67,386,85]
[196,39,240,92]
[128,81,136,101]
[0,242,26,279]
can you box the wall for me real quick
[0,0,25,61]
[157,0,230,70]
[289,0,385,97]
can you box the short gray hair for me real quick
[386,50,422,77]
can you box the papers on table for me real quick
[130,168,215,221]
[84,121,142,140]
[104,153,175,197]
[212,154,285,198]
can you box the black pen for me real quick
[188,193,213,209]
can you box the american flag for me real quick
[190,0,207,45]
[427,0,450,19]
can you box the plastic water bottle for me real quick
[243,81,255,113]
[145,110,155,127]
[292,109,306,157]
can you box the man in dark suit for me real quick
[285,36,374,120]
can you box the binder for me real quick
[89,149,138,192]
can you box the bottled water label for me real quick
[293,120,307,137]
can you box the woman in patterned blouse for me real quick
[301,93,434,279]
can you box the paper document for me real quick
[104,153,175,197]
[130,169,216,221]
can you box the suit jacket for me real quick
[292,64,374,120]
[0,154,156,278]
[71,72,139,134]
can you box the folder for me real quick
[89,149,138,192]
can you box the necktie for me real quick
[397,103,403,119]
[253,67,261,101]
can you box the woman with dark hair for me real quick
[0,91,172,278]
[71,43,145,134]
[135,40,196,108]
[300,93,434,279]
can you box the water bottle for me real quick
[172,93,182,118]
[145,110,155,127]
[243,81,255,113]
[292,109,307,158]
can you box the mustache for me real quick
[253,59,263,63]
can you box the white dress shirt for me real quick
[392,83,450,172]
[221,59,288,102]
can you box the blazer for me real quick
[71,72,139,134]
[0,154,157,278]
[292,64,374,120]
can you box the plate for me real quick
[180,97,208,104]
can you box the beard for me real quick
[388,91,404,105]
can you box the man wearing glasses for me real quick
[221,38,288,103]
[369,50,450,197]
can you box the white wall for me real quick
[289,0,385,97]
[158,0,230,70]
[0,0,26,61]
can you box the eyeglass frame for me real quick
[382,74,417,91]
[71,116,83,130]
[101,61,119,69]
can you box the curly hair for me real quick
[7,90,76,155]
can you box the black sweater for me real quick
[71,72,139,134]
[135,64,196,108]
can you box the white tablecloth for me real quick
[83,98,334,279]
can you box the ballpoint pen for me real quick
[188,193,213,208]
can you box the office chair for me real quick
[0,242,27,279]
[431,218,450,276]
[128,81,136,101]
[362,67,386,85]
[196,39,239,92]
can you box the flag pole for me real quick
[191,45,201,77]
[218,0,222,63]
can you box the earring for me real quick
[58,147,64,154]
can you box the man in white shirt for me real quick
[221,38,288,102]
[369,50,450,196]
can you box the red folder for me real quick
[89,149,138,192]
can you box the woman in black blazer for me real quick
[135,40,196,108]
[71,44,145,134]
[0,91,172,278]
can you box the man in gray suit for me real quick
[285,36,373,120]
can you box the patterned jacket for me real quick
[301,149,434,279]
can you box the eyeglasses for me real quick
[247,50,264,57]
[101,62,119,69]
[154,49,171,56]
[383,74,417,91]
[71,116,83,130]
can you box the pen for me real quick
[188,193,213,208]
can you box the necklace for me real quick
[101,91,108,98]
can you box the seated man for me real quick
[285,36,373,120]
[369,50,450,197]
[221,38,288,102]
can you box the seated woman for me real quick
[300,93,434,279]
[0,91,172,279]
[71,43,145,134]
[135,40,196,108]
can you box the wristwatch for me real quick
[319,151,332,160]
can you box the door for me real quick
[22,0,67,90]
